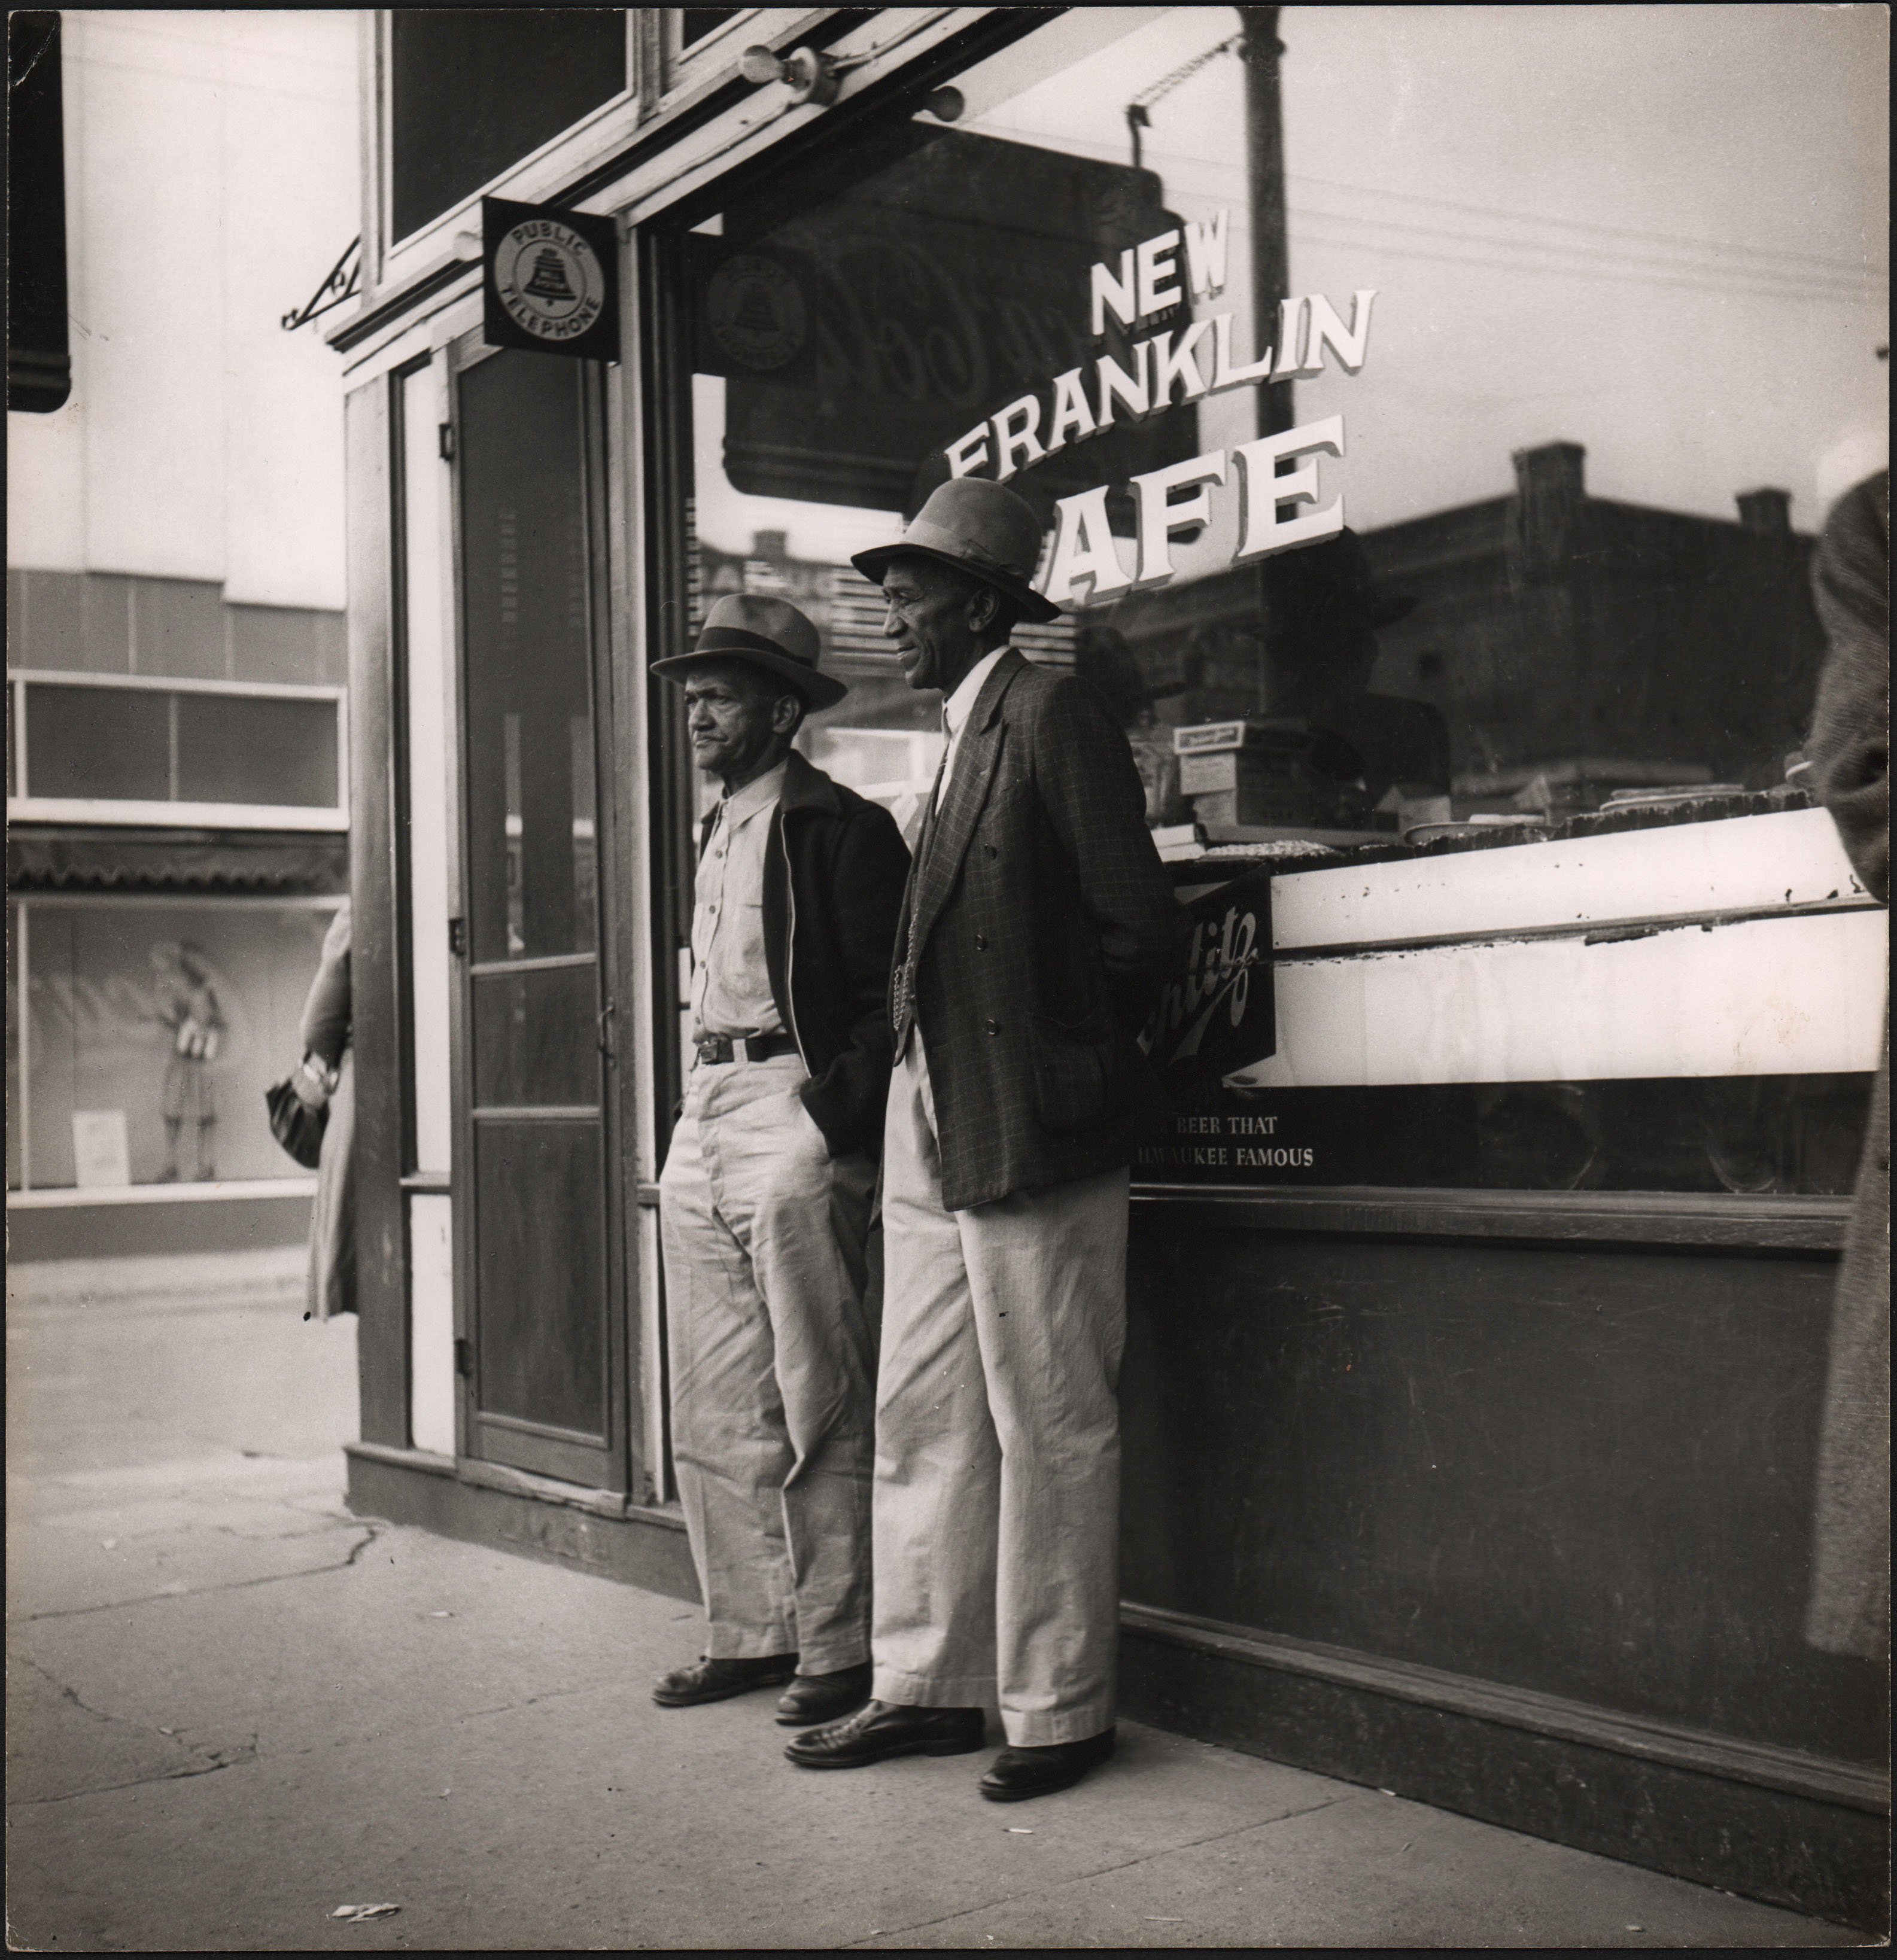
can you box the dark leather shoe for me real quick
[785,1698,984,1768]
[978,1727,1117,1801]
[652,1653,797,1708]
[774,1662,874,1727]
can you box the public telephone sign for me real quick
[482,197,619,363]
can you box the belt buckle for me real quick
[695,1034,732,1067]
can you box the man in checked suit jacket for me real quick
[786,477,1187,1800]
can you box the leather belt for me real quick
[694,1031,800,1067]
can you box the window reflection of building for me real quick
[1360,442,1827,811]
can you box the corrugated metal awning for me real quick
[7,829,348,894]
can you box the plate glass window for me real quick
[8,899,341,1191]
[655,7,1885,1197]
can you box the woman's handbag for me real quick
[266,1064,330,1170]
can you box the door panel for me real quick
[471,960,602,1107]
[454,344,621,1488]
[472,1121,607,1434]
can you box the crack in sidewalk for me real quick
[838,1792,1351,1948]
[6,1523,385,1625]
[10,1654,259,1806]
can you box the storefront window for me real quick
[8,899,339,1190]
[658,7,1885,1194]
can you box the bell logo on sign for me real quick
[482,198,618,363]
[707,254,808,372]
[494,222,604,342]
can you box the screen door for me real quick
[453,342,624,1489]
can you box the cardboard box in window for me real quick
[1175,717,1388,835]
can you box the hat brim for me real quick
[650,645,849,710]
[852,541,1063,626]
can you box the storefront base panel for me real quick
[1119,1610,1890,1935]
[343,1442,698,1603]
[5,1193,312,1262]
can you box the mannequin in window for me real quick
[151,941,225,1183]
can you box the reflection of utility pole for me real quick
[1126,102,1148,173]
[1238,6,1293,437]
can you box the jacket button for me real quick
[984,844,999,859]
[974,933,988,950]
[984,1017,1001,1036]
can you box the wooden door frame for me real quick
[445,333,630,1494]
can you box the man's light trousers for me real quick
[659,1053,878,1673]
[871,1039,1128,1745]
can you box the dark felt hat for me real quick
[853,477,1063,625]
[650,593,847,709]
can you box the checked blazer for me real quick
[892,649,1187,1210]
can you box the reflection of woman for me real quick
[151,942,225,1183]
[297,903,355,1321]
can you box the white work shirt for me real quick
[691,760,787,1038]
[935,646,1011,809]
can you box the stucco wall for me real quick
[5,11,358,611]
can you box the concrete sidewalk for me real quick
[5,1258,1872,1951]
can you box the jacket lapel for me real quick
[908,650,1023,968]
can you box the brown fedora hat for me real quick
[853,477,1063,625]
[650,593,847,710]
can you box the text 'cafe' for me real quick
[318,7,1887,1931]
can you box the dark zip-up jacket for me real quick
[759,749,910,1157]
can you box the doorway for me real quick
[450,341,627,1490]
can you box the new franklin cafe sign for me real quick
[938,211,1375,611]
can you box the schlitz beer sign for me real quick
[483,197,619,363]
[1145,867,1275,1087]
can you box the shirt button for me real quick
[984,1017,1001,1036]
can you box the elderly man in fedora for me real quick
[650,592,910,1728]
[786,478,1185,1800]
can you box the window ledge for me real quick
[1130,1184,1852,1253]
[9,1178,318,1209]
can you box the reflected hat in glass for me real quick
[853,477,1063,625]
[651,592,847,708]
